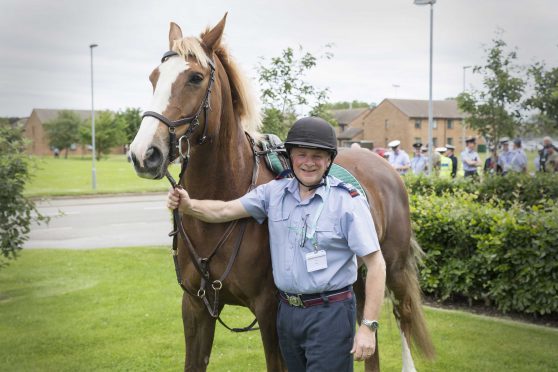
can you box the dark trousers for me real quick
[464,170,478,178]
[276,294,356,372]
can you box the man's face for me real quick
[467,141,475,150]
[502,143,509,151]
[290,147,332,186]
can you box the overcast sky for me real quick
[1,0,557,117]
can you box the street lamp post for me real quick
[89,43,98,190]
[414,0,436,175]
[392,84,400,98]
[461,65,471,147]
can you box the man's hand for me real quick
[350,325,376,361]
[166,187,191,213]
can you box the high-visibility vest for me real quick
[439,155,452,178]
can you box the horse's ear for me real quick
[201,13,227,51]
[169,22,183,50]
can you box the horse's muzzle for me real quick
[130,146,165,179]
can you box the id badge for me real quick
[305,250,327,272]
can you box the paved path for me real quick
[25,194,172,249]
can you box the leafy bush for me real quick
[405,173,558,208]
[0,123,47,268]
[411,191,558,315]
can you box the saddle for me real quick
[258,134,366,196]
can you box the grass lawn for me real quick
[25,155,179,197]
[1,248,557,371]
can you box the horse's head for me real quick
[129,16,228,179]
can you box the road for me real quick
[25,193,172,249]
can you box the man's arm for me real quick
[350,250,386,361]
[167,188,251,223]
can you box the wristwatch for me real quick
[362,319,379,331]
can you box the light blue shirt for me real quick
[411,155,428,175]
[497,150,514,172]
[509,149,527,172]
[239,175,380,294]
[388,150,411,174]
[461,149,480,172]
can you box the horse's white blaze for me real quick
[130,57,189,166]
[400,328,417,372]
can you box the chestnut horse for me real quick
[129,15,434,372]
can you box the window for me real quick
[432,120,437,129]
[414,119,421,129]
[385,119,389,129]
[447,119,453,129]
[432,138,438,147]
[447,137,453,145]
[415,137,422,144]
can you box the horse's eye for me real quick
[189,73,204,85]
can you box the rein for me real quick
[153,51,262,332]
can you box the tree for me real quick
[322,100,374,110]
[457,35,525,145]
[0,120,47,269]
[524,62,558,131]
[116,107,142,145]
[43,110,83,158]
[257,45,334,139]
[80,110,127,160]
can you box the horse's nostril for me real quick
[144,146,163,169]
[129,151,138,165]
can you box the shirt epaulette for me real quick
[336,182,360,197]
[275,169,293,180]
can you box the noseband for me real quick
[142,51,216,162]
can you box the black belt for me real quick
[279,286,352,308]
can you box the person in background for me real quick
[509,138,528,173]
[545,143,558,173]
[497,137,513,175]
[436,147,452,179]
[538,136,556,172]
[445,144,458,178]
[461,136,481,178]
[167,117,386,370]
[410,141,427,175]
[387,140,410,175]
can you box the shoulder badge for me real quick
[275,169,293,180]
[337,182,360,198]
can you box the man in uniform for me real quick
[509,138,528,173]
[410,141,427,175]
[497,137,514,175]
[167,117,386,371]
[445,144,458,178]
[436,147,452,179]
[545,143,558,172]
[461,136,481,178]
[387,140,411,175]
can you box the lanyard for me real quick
[303,182,331,251]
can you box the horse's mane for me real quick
[172,35,261,137]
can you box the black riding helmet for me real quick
[284,117,337,188]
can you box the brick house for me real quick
[341,99,484,154]
[331,108,371,148]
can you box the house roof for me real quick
[330,108,369,125]
[386,99,463,119]
[337,127,363,140]
[32,108,96,123]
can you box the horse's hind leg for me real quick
[181,292,218,372]
[385,238,435,372]
[253,291,286,371]
[354,269,380,372]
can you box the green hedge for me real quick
[405,173,558,208]
[410,192,558,316]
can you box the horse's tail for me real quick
[399,235,435,360]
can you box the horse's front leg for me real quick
[182,292,217,372]
[253,290,286,371]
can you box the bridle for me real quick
[142,50,216,163]
[145,50,260,332]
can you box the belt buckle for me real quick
[287,294,304,307]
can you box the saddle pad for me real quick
[329,163,366,196]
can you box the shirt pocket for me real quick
[314,216,344,250]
